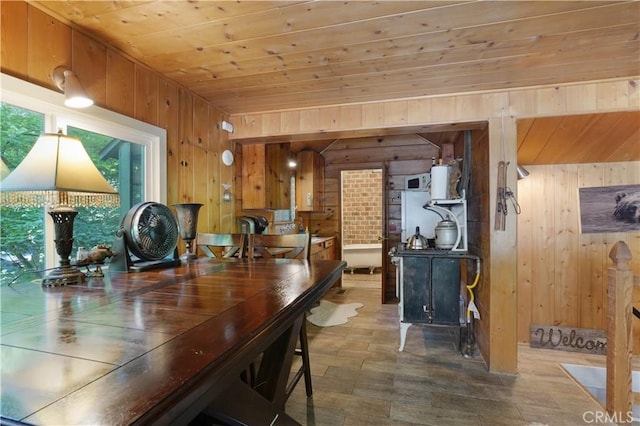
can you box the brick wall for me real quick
[342,169,382,245]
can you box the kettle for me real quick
[407,226,428,250]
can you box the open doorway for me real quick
[340,169,383,291]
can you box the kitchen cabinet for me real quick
[310,236,335,261]
[242,144,291,210]
[295,150,324,212]
[397,251,461,351]
[311,236,339,287]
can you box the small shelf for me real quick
[425,196,467,252]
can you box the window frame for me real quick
[1,72,167,269]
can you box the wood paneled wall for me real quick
[299,134,448,303]
[0,2,235,238]
[466,126,492,365]
[230,79,639,373]
[517,162,640,355]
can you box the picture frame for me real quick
[578,184,640,234]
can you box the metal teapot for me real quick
[407,226,428,250]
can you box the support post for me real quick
[606,241,633,417]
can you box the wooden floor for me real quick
[285,272,637,426]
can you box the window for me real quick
[0,73,166,284]
[0,104,46,279]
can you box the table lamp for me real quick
[0,131,119,286]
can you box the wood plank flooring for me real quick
[286,272,638,426]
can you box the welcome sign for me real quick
[530,325,607,354]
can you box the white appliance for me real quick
[404,173,430,191]
[400,191,440,241]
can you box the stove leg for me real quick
[399,322,411,351]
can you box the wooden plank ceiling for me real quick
[32,1,639,114]
[517,111,640,165]
[31,1,640,165]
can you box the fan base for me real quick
[128,258,182,273]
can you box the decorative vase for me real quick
[173,203,203,261]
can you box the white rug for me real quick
[561,363,639,421]
[306,300,363,327]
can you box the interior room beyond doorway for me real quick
[340,169,383,289]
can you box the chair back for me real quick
[248,233,310,260]
[196,233,246,258]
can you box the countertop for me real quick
[311,236,335,245]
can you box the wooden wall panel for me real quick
[383,101,408,126]
[576,164,606,330]
[516,162,534,347]
[72,31,106,106]
[635,282,640,353]
[192,96,210,230]
[319,106,340,131]
[530,167,554,326]
[216,116,235,233]
[553,165,579,326]
[158,79,180,208]
[517,162,640,355]
[0,3,230,239]
[134,66,159,125]
[26,6,70,87]
[467,126,491,366]
[1,2,28,79]
[177,89,194,204]
[105,50,135,116]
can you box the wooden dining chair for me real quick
[247,232,310,260]
[195,233,246,258]
[247,232,313,400]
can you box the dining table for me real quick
[0,257,345,425]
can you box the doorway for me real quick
[340,169,384,292]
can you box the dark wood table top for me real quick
[0,258,345,425]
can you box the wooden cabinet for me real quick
[310,237,335,261]
[295,150,324,212]
[242,144,291,209]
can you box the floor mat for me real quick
[306,300,363,327]
[561,363,639,421]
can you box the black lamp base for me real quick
[45,206,85,286]
[42,266,85,287]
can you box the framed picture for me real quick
[578,184,640,233]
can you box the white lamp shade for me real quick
[0,133,118,207]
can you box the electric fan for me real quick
[110,202,181,272]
